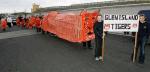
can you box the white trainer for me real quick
[99,56,103,60]
[95,57,99,61]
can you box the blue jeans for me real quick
[146,36,149,43]
[137,36,147,63]
[95,36,102,57]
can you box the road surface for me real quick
[0,26,149,72]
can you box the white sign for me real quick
[104,14,139,32]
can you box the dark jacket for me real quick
[94,21,103,37]
[138,21,150,39]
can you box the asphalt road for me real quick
[0,27,150,72]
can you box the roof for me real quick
[34,1,150,13]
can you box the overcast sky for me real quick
[0,0,113,13]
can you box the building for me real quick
[116,0,149,1]
[32,0,150,16]
[12,12,31,18]
[31,3,40,13]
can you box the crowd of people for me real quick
[0,14,149,64]
[0,15,43,32]
[16,16,43,32]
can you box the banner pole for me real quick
[102,31,105,63]
[133,32,138,63]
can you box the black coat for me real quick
[94,21,103,38]
[138,21,150,39]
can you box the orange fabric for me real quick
[80,10,99,42]
[29,18,32,29]
[25,18,29,28]
[1,19,7,29]
[80,10,87,42]
[29,16,36,29]
[35,17,41,28]
[32,17,36,27]
[20,19,25,27]
[41,16,48,31]
[16,18,20,26]
[41,10,99,42]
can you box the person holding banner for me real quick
[94,15,104,61]
[132,14,150,64]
